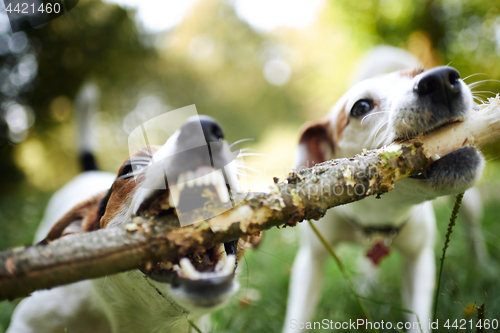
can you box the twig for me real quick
[475,303,485,333]
[432,192,464,322]
[308,220,378,333]
[188,320,203,333]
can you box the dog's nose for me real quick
[414,67,461,105]
[199,116,224,142]
[179,115,224,143]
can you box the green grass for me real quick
[210,198,500,333]
[1,195,500,332]
[0,187,51,333]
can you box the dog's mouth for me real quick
[139,165,233,218]
[420,117,462,137]
[394,117,462,142]
[405,117,464,180]
[136,165,239,289]
[139,240,239,290]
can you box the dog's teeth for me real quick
[179,258,200,279]
[207,172,215,187]
[215,249,228,272]
[195,176,203,186]
[222,254,236,275]
[215,181,230,203]
[202,173,210,186]
[186,171,195,187]
[178,173,185,185]
[177,181,185,192]
[173,264,180,272]
[170,186,180,205]
[431,154,441,162]
[160,261,173,270]
[210,171,230,203]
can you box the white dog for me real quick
[283,47,485,333]
[8,115,250,333]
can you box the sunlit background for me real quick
[1,0,500,331]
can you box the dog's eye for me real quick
[118,162,134,178]
[350,99,374,118]
[117,160,149,180]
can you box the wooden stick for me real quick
[1,95,499,301]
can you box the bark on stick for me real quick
[1,96,500,301]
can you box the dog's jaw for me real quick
[387,71,475,143]
[327,67,484,201]
[98,117,244,317]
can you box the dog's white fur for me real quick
[8,118,243,333]
[283,47,485,333]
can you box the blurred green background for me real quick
[1,0,500,331]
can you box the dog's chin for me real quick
[408,146,484,197]
[167,279,239,313]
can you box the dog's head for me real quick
[296,53,483,198]
[45,115,256,313]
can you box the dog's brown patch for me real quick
[43,193,106,243]
[44,145,163,242]
[398,68,424,79]
[297,117,334,168]
[100,146,160,228]
[335,107,349,142]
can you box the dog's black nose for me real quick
[178,115,224,143]
[414,66,461,105]
[199,116,224,142]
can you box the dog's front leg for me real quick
[283,225,328,333]
[401,245,435,333]
[395,203,437,333]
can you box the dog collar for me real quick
[347,218,408,238]
[347,218,409,266]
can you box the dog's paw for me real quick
[417,146,484,196]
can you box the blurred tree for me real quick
[154,0,305,143]
[0,14,34,186]
[0,0,159,190]
[332,0,500,155]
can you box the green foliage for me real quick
[207,197,500,333]
[24,0,158,130]
[1,0,500,331]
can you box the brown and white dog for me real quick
[8,115,250,333]
[283,47,485,333]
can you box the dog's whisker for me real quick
[361,111,389,124]
[462,73,487,81]
[472,94,487,101]
[130,157,152,163]
[236,164,259,172]
[100,276,107,295]
[238,153,264,157]
[468,79,500,89]
[373,120,389,142]
[230,138,254,148]
[471,90,496,95]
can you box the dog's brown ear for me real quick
[295,117,335,169]
[41,192,107,243]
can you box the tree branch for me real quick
[1,96,500,301]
